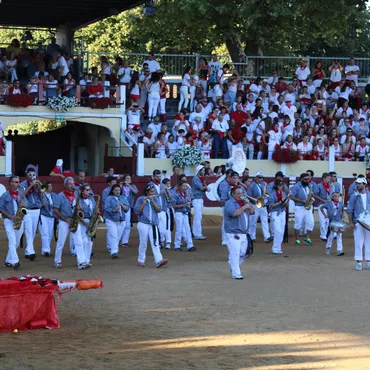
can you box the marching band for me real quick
[1,159,370,276]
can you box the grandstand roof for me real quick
[0,0,143,29]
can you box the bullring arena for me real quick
[1,219,370,370]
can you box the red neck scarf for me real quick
[322,181,330,194]
[333,201,339,206]
[152,179,160,186]
[10,190,18,200]
[273,127,279,133]
[64,190,75,203]
[178,190,186,199]
[144,133,152,139]
[198,176,205,184]
[276,190,283,201]
[236,199,245,207]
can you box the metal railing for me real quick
[79,51,370,82]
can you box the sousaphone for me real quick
[206,148,246,201]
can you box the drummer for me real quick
[320,191,345,256]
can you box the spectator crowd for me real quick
[1,38,370,162]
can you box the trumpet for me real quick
[32,179,49,193]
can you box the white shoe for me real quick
[222,240,227,246]
[194,236,207,240]
[325,248,331,256]
[232,275,244,280]
[272,251,283,255]
[356,262,363,271]
[165,243,171,250]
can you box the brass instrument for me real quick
[245,184,268,209]
[240,195,251,204]
[31,175,48,193]
[87,195,104,238]
[304,184,315,210]
[70,190,84,233]
[13,187,27,230]
[280,194,291,208]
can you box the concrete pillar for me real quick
[56,24,74,55]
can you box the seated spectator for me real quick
[63,72,75,96]
[100,56,111,81]
[44,74,59,98]
[340,127,356,145]
[313,138,328,160]
[34,65,49,78]
[148,116,162,138]
[315,126,328,145]
[204,167,213,176]
[167,134,179,157]
[275,77,287,94]
[27,76,39,103]
[0,124,7,156]
[331,137,343,161]
[0,56,9,81]
[197,132,212,159]
[281,134,297,151]
[6,53,18,82]
[6,39,21,57]
[355,118,369,138]
[355,136,369,161]
[342,133,355,161]
[87,77,104,98]
[142,128,155,157]
[79,73,92,96]
[9,80,23,95]
[172,112,190,137]
[184,132,195,147]
[177,129,186,147]
[192,117,203,136]
[100,74,111,98]
[297,135,313,160]
[152,132,168,158]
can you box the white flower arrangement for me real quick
[171,146,204,168]
[365,153,370,168]
[47,96,77,112]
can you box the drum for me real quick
[330,220,348,233]
[357,211,370,232]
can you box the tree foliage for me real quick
[7,120,66,135]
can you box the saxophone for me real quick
[304,184,315,210]
[13,187,28,230]
[87,195,104,237]
[70,190,84,233]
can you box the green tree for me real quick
[7,120,65,135]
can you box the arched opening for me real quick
[9,120,116,176]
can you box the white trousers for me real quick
[38,215,54,254]
[158,210,167,245]
[80,220,94,264]
[271,211,286,253]
[165,208,172,244]
[249,207,271,240]
[137,222,163,264]
[222,207,226,243]
[9,67,18,82]
[353,223,370,261]
[326,231,343,252]
[121,208,131,244]
[23,209,40,256]
[174,212,194,249]
[189,85,196,111]
[140,88,147,108]
[245,143,254,160]
[318,205,329,239]
[159,97,166,114]
[178,85,189,111]
[192,198,204,238]
[227,141,243,155]
[55,220,86,266]
[106,219,125,255]
[226,233,248,278]
[294,206,314,232]
[148,94,160,118]
[267,145,276,160]
[4,218,24,264]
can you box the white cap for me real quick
[255,171,264,177]
[356,177,367,184]
[193,75,199,82]
[56,159,63,166]
[196,164,205,174]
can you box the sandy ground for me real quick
[1,222,370,370]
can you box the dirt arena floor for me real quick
[1,222,370,370]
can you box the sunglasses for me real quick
[257,176,264,179]
[11,181,19,183]
[85,189,91,191]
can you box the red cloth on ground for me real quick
[0,280,60,332]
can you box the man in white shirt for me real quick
[340,127,357,145]
[241,117,256,160]
[209,54,222,84]
[126,103,144,129]
[56,52,69,82]
[295,58,311,86]
[282,98,297,123]
[261,79,271,94]
[323,87,338,110]
[345,58,360,86]
[211,113,229,158]
[147,116,162,139]
[117,60,132,84]
[267,71,279,86]
[142,53,160,73]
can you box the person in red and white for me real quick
[295,58,311,86]
[147,116,162,138]
[255,116,266,160]
[313,138,328,160]
[312,60,326,88]
[211,113,229,159]
[281,97,297,124]
[192,117,204,137]
[178,66,191,112]
[241,117,256,160]
[117,59,132,86]
[167,135,179,157]
[158,71,168,122]
[227,119,244,155]
[214,64,229,101]
[189,104,205,126]
[230,103,248,127]
[328,60,343,89]
[265,120,282,160]
[172,112,190,137]
[142,53,161,73]
[197,132,212,159]
[87,77,103,98]
[331,137,343,161]
[27,76,39,101]
[281,134,297,151]
[142,128,155,157]
[245,94,256,113]
[129,71,141,105]
[63,72,75,96]
[345,57,360,86]
[6,53,18,82]
[9,80,23,95]
[281,116,294,142]
[298,135,313,160]
[355,136,369,161]
[126,102,144,130]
